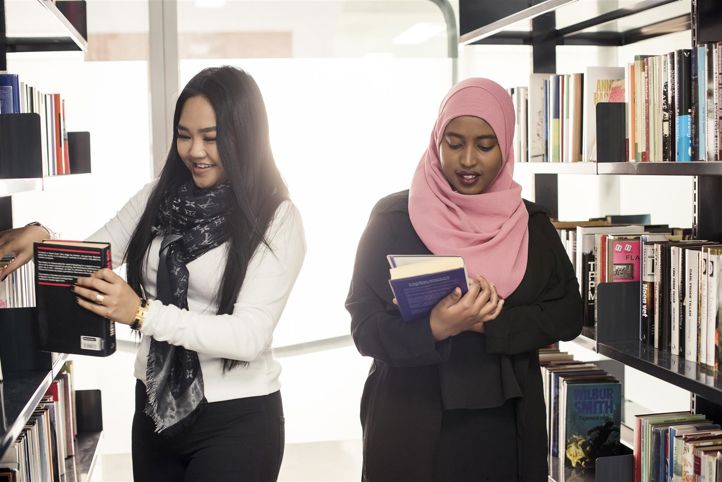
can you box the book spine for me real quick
[676,49,693,162]
[654,244,662,349]
[712,252,721,371]
[691,47,700,161]
[663,54,673,162]
[671,246,680,355]
[707,44,718,161]
[700,250,708,367]
[641,241,655,345]
[686,249,699,363]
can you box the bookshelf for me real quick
[516,161,722,176]
[461,0,722,481]
[3,0,87,57]
[0,1,102,480]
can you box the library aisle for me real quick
[87,343,368,482]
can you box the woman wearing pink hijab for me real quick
[346,78,582,481]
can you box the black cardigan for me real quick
[345,190,583,482]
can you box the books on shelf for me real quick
[0,360,79,482]
[34,240,116,357]
[0,74,20,115]
[0,260,36,310]
[387,255,468,322]
[584,67,625,162]
[557,215,722,370]
[510,41,722,163]
[0,72,73,176]
[540,348,623,482]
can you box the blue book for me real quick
[387,255,468,321]
[560,379,622,482]
[0,74,21,114]
[675,49,692,162]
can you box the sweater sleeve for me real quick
[483,214,583,355]
[139,201,306,361]
[85,181,157,268]
[345,209,451,367]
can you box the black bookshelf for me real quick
[0,178,43,196]
[0,354,66,457]
[596,340,722,406]
[460,0,689,46]
[596,161,722,176]
[514,162,597,175]
[3,0,87,55]
[514,161,722,176]
[62,431,102,482]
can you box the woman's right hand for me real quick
[0,225,50,279]
[429,275,503,341]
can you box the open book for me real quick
[387,255,468,321]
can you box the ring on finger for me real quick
[95,293,105,304]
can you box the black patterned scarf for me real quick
[145,181,232,435]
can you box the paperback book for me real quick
[387,255,468,322]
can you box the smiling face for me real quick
[438,115,503,195]
[176,95,227,189]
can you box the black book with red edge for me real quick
[33,240,116,357]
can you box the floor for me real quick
[86,341,369,482]
[88,440,363,482]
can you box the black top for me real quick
[345,190,583,482]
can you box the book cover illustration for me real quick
[387,255,468,322]
[583,66,625,162]
[610,237,641,282]
[562,381,622,481]
[34,240,116,356]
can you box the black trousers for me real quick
[132,380,285,482]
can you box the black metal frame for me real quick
[0,0,6,71]
[463,0,688,47]
[0,0,87,62]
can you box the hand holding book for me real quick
[72,268,143,326]
[429,275,504,341]
[387,255,504,340]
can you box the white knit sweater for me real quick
[87,181,305,402]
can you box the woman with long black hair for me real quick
[0,66,305,482]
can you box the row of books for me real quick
[627,43,722,164]
[555,215,722,369]
[541,348,623,482]
[512,41,722,163]
[0,260,36,309]
[553,218,683,334]
[0,72,71,176]
[512,67,624,163]
[641,239,722,368]
[0,361,77,482]
[634,410,722,482]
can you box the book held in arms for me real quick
[34,240,115,356]
[387,255,468,322]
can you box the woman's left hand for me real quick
[72,268,141,326]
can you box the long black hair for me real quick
[125,66,289,371]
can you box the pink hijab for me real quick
[408,78,529,298]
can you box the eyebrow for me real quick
[445,132,496,141]
[177,124,217,133]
